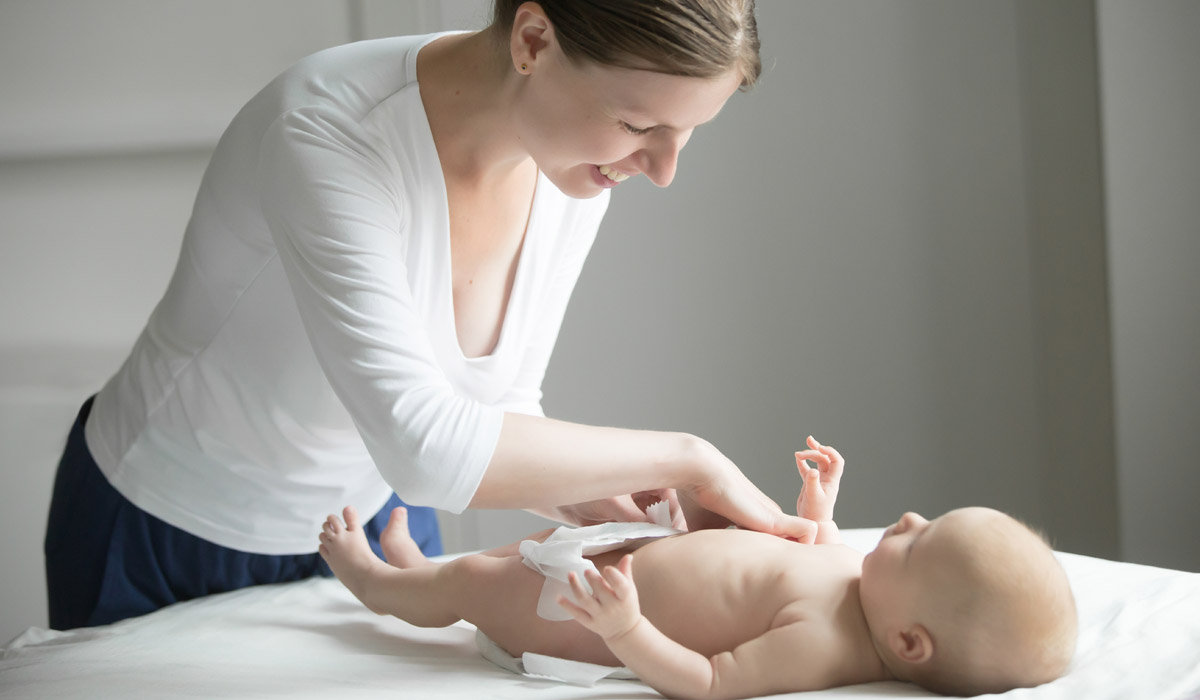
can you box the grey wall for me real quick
[553,0,1046,535]
[1,0,1196,645]
[1098,1,1200,572]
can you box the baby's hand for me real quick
[795,436,845,523]
[557,554,642,642]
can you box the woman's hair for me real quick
[491,0,761,89]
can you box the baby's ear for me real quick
[891,624,934,666]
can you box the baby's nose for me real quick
[898,511,927,530]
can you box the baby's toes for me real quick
[325,514,344,534]
[343,505,362,531]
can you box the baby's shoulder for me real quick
[783,541,864,570]
[773,544,862,605]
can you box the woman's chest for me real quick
[444,170,537,359]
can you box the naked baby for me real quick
[319,437,1077,699]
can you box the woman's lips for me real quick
[590,164,622,188]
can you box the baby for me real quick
[319,437,1077,699]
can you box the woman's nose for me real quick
[636,130,692,187]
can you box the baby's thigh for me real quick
[448,553,619,667]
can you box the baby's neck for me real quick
[847,576,902,684]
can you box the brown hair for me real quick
[491,0,761,89]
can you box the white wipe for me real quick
[474,501,681,685]
[519,500,682,621]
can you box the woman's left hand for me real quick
[536,489,684,528]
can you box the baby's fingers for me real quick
[557,594,593,623]
[805,438,844,478]
[584,568,619,603]
[823,444,845,474]
[795,450,829,475]
[601,555,635,595]
[808,436,843,464]
[566,572,596,607]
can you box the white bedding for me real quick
[2,528,1198,700]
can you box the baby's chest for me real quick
[623,542,817,654]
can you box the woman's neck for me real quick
[417,29,533,187]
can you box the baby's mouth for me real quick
[598,165,629,183]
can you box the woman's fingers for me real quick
[799,517,818,544]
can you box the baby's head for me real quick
[859,507,1077,696]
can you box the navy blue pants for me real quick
[44,396,442,630]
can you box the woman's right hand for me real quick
[476,413,816,541]
[678,438,818,543]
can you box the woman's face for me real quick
[512,51,743,199]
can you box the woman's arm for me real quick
[258,107,809,538]
[475,413,817,540]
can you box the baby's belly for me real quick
[588,529,799,657]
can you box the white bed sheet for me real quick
[2,528,1198,700]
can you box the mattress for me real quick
[2,528,1198,700]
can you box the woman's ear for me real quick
[890,624,934,666]
[510,2,554,73]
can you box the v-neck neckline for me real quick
[410,33,544,364]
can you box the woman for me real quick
[45,0,813,630]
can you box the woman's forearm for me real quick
[468,412,706,509]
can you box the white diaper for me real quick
[476,628,638,685]
[477,501,682,685]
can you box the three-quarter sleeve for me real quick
[257,106,503,512]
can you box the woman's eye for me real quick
[621,121,652,136]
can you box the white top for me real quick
[85,32,610,555]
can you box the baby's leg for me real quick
[320,506,458,625]
[440,550,621,666]
[320,508,617,665]
[378,505,558,567]
[378,507,434,568]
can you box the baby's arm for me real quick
[795,436,845,545]
[559,558,839,700]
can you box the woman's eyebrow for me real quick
[617,105,723,132]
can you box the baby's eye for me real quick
[620,121,652,136]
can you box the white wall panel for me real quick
[356,0,490,40]
[0,152,209,348]
[0,0,352,158]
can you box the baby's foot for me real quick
[380,507,433,568]
[319,506,387,605]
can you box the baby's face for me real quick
[859,510,936,625]
[859,508,1077,693]
[859,508,1002,628]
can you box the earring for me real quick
[520,63,528,72]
